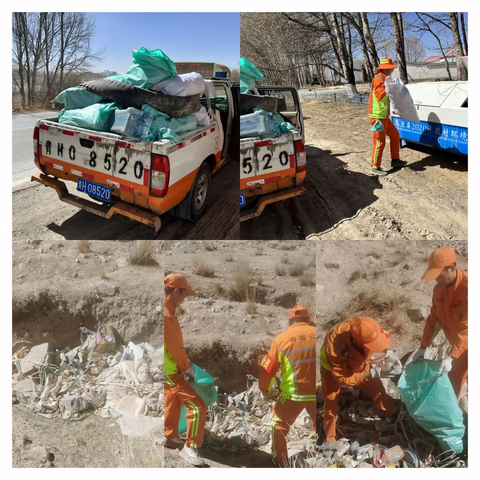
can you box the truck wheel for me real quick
[171,163,211,221]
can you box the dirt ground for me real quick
[315,240,468,359]
[241,95,467,241]
[163,240,316,467]
[12,240,164,468]
[12,160,239,240]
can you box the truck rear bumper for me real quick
[240,186,305,222]
[31,173,161,234]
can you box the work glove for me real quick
[438,357,453,376]
[184,368,196,383]
[368,366,396,379]
[404,348,425,367]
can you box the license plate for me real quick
[240,193,246,207]
[77,178,111,202]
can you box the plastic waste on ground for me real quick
[108,47,176,89]
[384,76,420,124]
[54,87,104,110]
[240,57,264,94]
[152,72,205,96]
[397,359,465,454]
[178,364,218,434]
[111,107,153,140]
[58,102,121,132]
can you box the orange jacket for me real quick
[259,322,316,401]
[368,72,389,119]
[421,269,468,359]
[321,320,371,387]
[164,297,191,374]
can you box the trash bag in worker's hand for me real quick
[108,47,176,89]
[178,364,218,434]
[384,76,420,124]
[397,359,465,453]
[240,57,264,94]
[371,120,384,132]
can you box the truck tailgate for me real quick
[240,133,298,190]
[37,120,151,193]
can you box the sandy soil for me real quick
[241,99,467,241]
[315,240,468,359]
[12,160,239,240]
[163,240,316,467]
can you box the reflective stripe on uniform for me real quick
[164,346,179,376]
[187,400,200,438]
[320,345,331,371]
[165,375,176,387]
[271,414,280,459]
[373,139,381,167]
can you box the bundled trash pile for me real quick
[240,57,297,139]
[53,47,211,143]
[12,327,164,442]
[204,375,316,461]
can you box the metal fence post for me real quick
[334,93,336,102]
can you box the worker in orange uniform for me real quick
[258,305,316,468]
[320,317,396,443]
[368,58,404,176]
[164,273,206,467]
[406,246,468,398]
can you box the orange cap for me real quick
[376,58,398,71]
[422,246,456,281]
[164,273,196,296]
[350,317,391,353]
[289,305,310,321]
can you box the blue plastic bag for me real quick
[178,364,217,434]
[371,120,384,132]
[398,359,465,453]
[240,57,264,94]
[58,102,121,132]
[54,87,104,110]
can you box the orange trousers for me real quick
[321,366,395,443]
[164,372,207,448]
[450,349,468,399]
[370,117,400,169]
[271,396,316,468]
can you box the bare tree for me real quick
[361,13,380,66]
[390,13,408,83]
[405,35,426,62]
[449,13,467,80]
[460,13,468,55]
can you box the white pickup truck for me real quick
[239,86,306,221]
[32,79,239,234]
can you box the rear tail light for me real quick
[33,126,39,160]
[294,140,306,172]
[150,154,170,197]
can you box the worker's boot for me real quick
[371,167,388,176]
[165,436,184,449]
[391,159,407,168]
[179,445,205,467]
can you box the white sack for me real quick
[152,72,205,97]
[385,77,420,123]
[195,106,211,127]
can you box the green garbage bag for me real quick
[54,87,104,110]
[141,104,196,143]
[371,120,384,132]
[58,102,121,132]
[178,364,218,434]
[108,47,176,89]
[240,57,264,94]
[273,113,297,135]
[398,359,465,453]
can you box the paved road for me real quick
[12,111,57,184]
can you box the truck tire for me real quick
[80,79,201,118]
[171,163,211,221]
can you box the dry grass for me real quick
[279,243,296,251]
[288,260,306,277]
[210,283,225,298]
[299,274,315,286]
[281,255,290,264]
[347,269,368,285]
[245,286,258,314]
[336,286,411,335]
[77,240,91,253]
[204,242,217,252]
[366,251,382,260]
[256,276,264,286]
[275,264,286,276]
[193,258,216,277]
[388,249,408,267]
[372,269,384,280]
[255,247,264,256]
[308,256,316,268]
[176,305,185,315]
[128,241,156,266]
[225,254,234,262]
[100,270,109,280]
[232,261,254,292]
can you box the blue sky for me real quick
[90,13,239,73]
